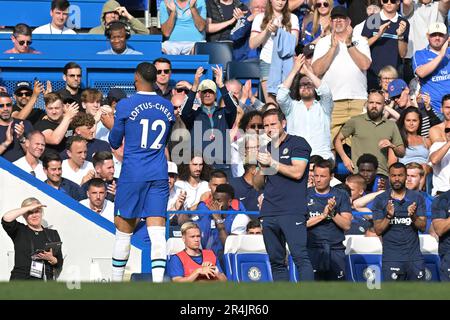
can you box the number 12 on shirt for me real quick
[140,119,167,150]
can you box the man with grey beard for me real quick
[334,90,405,177]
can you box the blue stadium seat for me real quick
[420,235,441,281]
[193,41,233,66]
[288,255,299,282]
[224,235,272,282]
[345,235,382,282]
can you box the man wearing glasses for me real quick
[56,62,83,106]
[361,0,409,90]
[33,0,76,34]
[12,81,45,125]
[153,57,173,100]
[5,24,40,54]
[413,22,450,117]
[277,54,334,161]
[0,92,33,162]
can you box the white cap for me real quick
[428,22,447,35]
[168,161,178,175]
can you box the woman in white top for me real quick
[249,0,299,103]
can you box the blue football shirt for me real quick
[260,134,311,218]
[306,187,352,249]
[109,92,174,182]
[372,189,426,262]
[431,191,450,256]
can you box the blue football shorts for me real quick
[114,179,169,219]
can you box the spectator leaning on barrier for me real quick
[160,0,207,55]
[43,151,84,201]
[0,92,32,162]
[89,0,149,35]
[306,159,352,281]
[230,0,267,61]
[361,0,409,90]
[97,21,143,55]
[33,0,76,35]
[312,6,372,145]
[181,66,237,173]
[372,162,427,281]
[413,22,450,117]
[11,80,46,126]
[80,178,115,223]
[5,23,41,54]
[168,222,227,282]
[13,131,47,181]
[277,53,334,161]
[431,189,450,281]
[334,90,405,177]
[1,198,63,281]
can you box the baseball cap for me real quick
[387,79,408,98]
[14,81,32,94]
[107,87,127,105]
[198,79,217,94]
[330,6,349,19]
[428,22,447,35]
[168,161,178,175]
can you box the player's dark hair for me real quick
[246,218,262,231]
[13,23,32,37]
[66,135,86,150]
[63,62,81,75]
[51,0,70,11]
[442,94,450,105]
[389,162,406,173]
[239,110,263,131]
[262,109,286,122]
[210,169,228,182]
[136,62,157,84]
[356,153,379,170]
[71,112,95,130]
[42,152,62,169]
[310,155,324,166]
[93,151,113,167]
[314,159,334,175]
[87,177,106,190]
[152,57,172,68]
[177,152,212,182]
[215,184,235,199]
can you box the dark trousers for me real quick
[262,215,314,281]
[308,246,346,281]
[382,259,425,281]
[440,253,450,282]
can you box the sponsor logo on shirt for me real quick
[389,217,412,226]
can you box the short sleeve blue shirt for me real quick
[431,191,450,256]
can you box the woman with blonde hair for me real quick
[2,197,63,280]
[250,0,299,103]
[300,0,332,46]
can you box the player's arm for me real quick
[306,210,329,228]
[432,218,450,237]
[353,190,383,211]
[332,212,352,231]
[272,158,308,180]
[373,198,393,236]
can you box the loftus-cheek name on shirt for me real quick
[129,102,174,122]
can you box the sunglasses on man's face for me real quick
[445,128,450,133]
[248,124,264,129]
[314,2,329,9]
[17,91,32,97]
[157,69,171,75]
[175,88,189,94]
[17,40,32,46]
[0,103,13,108]
[381,0,398,4]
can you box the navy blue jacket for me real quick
[181,86,237,164]
[230,13,259,61]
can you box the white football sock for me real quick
[147,226,167,283]
[112,229,132,282]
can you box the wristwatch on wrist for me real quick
[346,42,354,49]
[215,218,225,225]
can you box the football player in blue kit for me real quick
[306,159,352,280]
[257,109,314,281]
[431,191,450,281]
[373,162,427,281]
[109,62,175,282]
